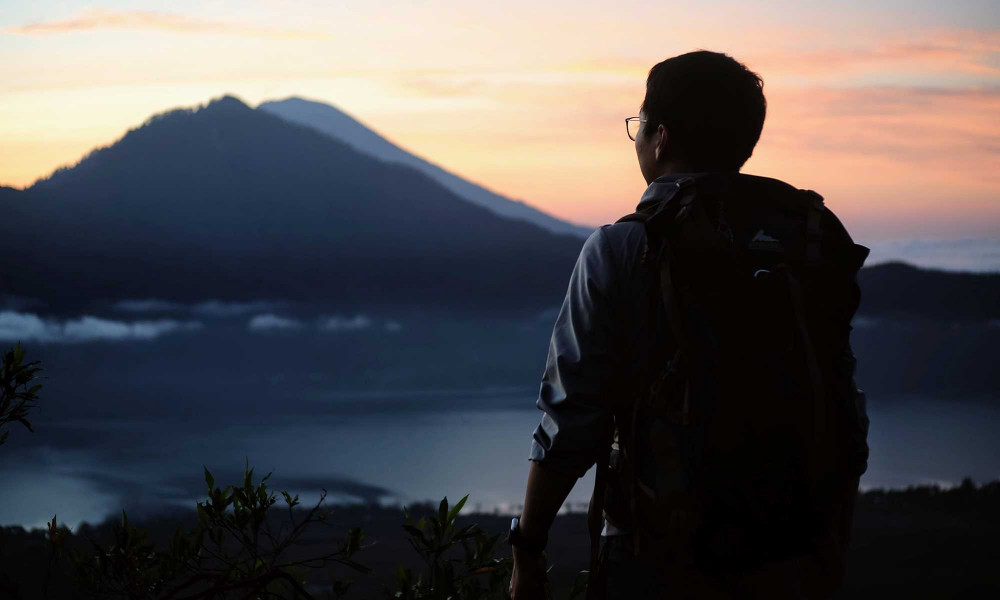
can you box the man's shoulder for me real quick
[581,221,648,281]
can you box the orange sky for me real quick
[1,1,998,240]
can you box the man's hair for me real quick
[641,50,766,172]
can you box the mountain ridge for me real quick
[1,95,584,313]
[258,96,592,238]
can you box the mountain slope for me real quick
[0,95,584,313]
[857,262,1000,321]
[258,96,592,238]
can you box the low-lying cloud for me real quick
[112,298,284,317]
[247,314,384,334]
[247,314,303,332]
[319,315,372,332]
[0,311,201,343]
[192,300,284,317]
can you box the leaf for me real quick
[453,524,478,541]
[438,497,449,525]
[204,466,214,490]
[447,494,469,523]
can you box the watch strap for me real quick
[507,516,547,552]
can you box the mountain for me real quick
[857,262,1000,321]
[3,95,998,323]
[0,95,584,313]
[257,97,592,239]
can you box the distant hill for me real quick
[857,262,1000,321]
[0,95,583,313]
[258,97,592,238]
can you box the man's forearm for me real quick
[518,460,579,542]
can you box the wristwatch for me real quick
[506,516,547,553]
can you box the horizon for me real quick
[2,1,998,245]
[5,90,1000,272]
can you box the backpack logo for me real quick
[749,229,784,251]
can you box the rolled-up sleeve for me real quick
[840,343,870,477]
[529,226,621,478]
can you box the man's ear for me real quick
[653,124,669,162]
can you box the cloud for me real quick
[251,314,395,333]
[765,85,1000,159]
[112,299,285,317]
[318,315,372,332]
[0,312,201,343]
[2,8,334,40]
[192,300,284,318]
[247,314,303,332]
[749,29,1000,79]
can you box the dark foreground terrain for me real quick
[2,480,998,598]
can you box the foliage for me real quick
[72,460,370,599]
[0,346,521,598]
[0,342,42,446]
[391,495,512,600]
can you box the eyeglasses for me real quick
[626,117,645,141]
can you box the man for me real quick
[508,51,870,599]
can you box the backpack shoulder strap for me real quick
[586,179,701,581]
[802,189,825,267]
[615,176,698,266]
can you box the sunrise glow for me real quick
[2,1,998,240]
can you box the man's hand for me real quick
[509,547,552,600]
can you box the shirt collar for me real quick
[636,173,700,210]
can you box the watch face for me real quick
[507,517,519,544]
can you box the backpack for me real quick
[585,173,870,594]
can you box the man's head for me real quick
[634,50,766,184]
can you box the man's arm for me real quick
[518,460,578,545]
[511,226,622,599]
[528,226,622,478]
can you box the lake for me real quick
[1,310,997,529]
[2,393,998,530]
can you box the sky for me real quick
[1,0,998,244]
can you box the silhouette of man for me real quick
[508,50,869,600]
